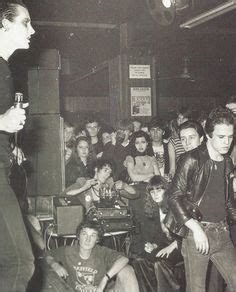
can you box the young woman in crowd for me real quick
[125,130,160,183]
[65,136,96,187]
[123,130,160,256]
[131,175,183,292]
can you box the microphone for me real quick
[14,92,23,109]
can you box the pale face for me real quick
[64,126,74,143]
[177,114,188,126]
[150,127,164,142]
[133,121,142,132]
[79,228,98,251]
[5,5,35,50]
[180,128,201,152]
[150,188,165,204]
[76,140,89,158]
[95,165,112,183]
[102,132,111,145]
[135,136,148,153]
[226,103,236,115]
[208,124,234,155]
[86,122,99,138]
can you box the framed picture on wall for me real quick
[130,87,152,116]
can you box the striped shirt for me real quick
[169,137,185,162]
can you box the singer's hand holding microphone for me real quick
[0,102,29,133]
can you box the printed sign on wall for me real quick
[129,65,151,79]
[131,87,152,116]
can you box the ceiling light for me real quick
[162,0,173,8]
[180,0,236,28]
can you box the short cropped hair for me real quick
[148,118,166,131]
[84,114,100,126]
[76,220,103,241]
[117,119,134,132]
[205,106,234,138]
[179,120,205,139]
[0,1,26,28]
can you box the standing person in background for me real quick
[168,106,192,177]
[179,120,205,153]
[179,120,224,292]
[168,107,236,292]
[148,118,169,176]
[102,119,133,180]
[132,118,142,132]
[64,121,75,165]
[0,1,35,290]
[84,115,103,157]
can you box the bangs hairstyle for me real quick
[0,1,26,27]
[146,175,168,194]
[205,106,234,138]
[76,220,104,241]
[129,130,153,157]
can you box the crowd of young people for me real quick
[1,1,236,291]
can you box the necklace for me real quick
[139,156,148,167]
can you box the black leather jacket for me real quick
[168,143,236,230]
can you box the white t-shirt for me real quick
[152,144,165,176]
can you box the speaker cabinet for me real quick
[26,114,65,197]
[28,68,60,114]
[54,205,84,236]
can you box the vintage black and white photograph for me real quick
[0,0,236,291]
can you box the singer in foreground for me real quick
[168,106,236,292]
[0,1,35,290]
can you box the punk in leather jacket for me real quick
[168,143,236,231]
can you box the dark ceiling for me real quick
[11,0,236,97]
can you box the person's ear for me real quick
[2,19,11,31]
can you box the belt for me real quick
[201,221,228,230]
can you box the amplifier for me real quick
[96,207,129,219]
[54,205,84,236]
[100,218,133,233]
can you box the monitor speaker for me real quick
[54,205,84,236]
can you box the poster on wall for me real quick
[131,87,152,116]
[129,65,151,79]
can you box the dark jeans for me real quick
[0,166,34,291]
[182,221,236,292]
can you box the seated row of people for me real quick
[64,115,206,188]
